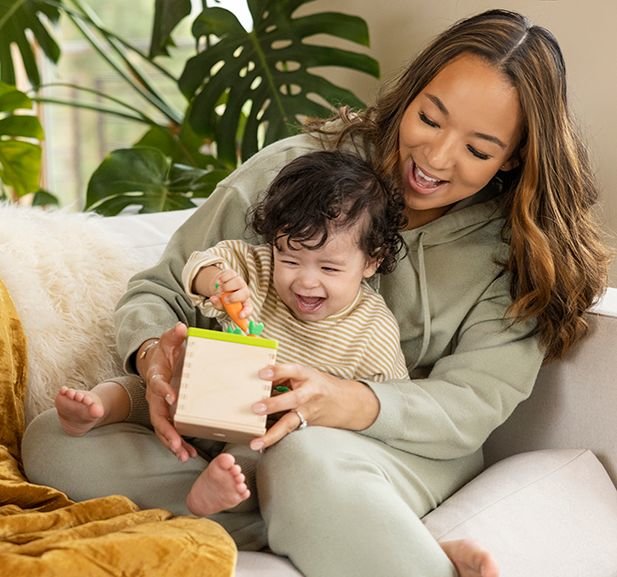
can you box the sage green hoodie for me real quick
[115,131,544,462]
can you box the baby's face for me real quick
[272,223,378,322]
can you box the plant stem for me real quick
[62,0,183,124]
[47,0,180,84]
[34,82,161,124]
[30,96,156,125]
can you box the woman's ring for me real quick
[293,409,308,430]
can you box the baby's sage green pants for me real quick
[22,408,482,577]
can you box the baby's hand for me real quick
[210,269,252,330]
[211,268,249,304]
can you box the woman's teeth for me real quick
[414,164,442,187]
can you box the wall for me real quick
[308,0,617,285]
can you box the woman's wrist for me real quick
[340,378,380,431]
[136,338,159,378]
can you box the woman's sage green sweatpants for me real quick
[22,408,483,577]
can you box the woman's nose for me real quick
[425,131,455,170]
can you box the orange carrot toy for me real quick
[218,290,249,334]
[214,280,251,334]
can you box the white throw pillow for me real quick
[423,449,617,577]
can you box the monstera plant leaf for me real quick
[0,0,62,88]
[85,147,227,215]
[135,120,233,172]
[0,82,43,199]
[149,0,192,58]
[179,0,380,165]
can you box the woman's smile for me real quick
[408,159,449,195]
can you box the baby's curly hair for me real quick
[250,150,407,274]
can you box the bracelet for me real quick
[138,339,160,360]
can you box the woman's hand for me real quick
[137,322,197,462]
[249,363,381,451]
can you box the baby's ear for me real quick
[363,258,381,278]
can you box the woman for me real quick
[23,9,609,577]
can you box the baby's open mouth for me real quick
[295,295,325,312]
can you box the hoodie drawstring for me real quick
[412,232,431,371]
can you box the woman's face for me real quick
[398,53,523,228]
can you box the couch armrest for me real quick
[484,292,617,486]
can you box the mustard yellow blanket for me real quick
[0,280,236,576]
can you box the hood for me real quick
[401,186,506,248]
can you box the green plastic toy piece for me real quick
[248,320,265,336]
[225,325,243,335]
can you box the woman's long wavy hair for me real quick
[307,9,611,359]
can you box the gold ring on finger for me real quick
[293,409,308,430]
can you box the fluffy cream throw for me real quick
[0,204,141,421]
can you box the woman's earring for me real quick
[500,157,520,171]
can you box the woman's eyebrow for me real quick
[427,93,449,115]
[426,93,507,149]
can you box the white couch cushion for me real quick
[423,449,617,577]
[235,551,302,577]
[484,312,617,486]
[96,208,197,268]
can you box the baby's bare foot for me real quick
[54,386,105,436]
[441,539,499,577]
[186,453,250,516]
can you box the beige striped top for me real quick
[183,240,408,382]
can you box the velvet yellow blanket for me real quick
[0,280,237,576]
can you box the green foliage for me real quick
[0,82,43,200]
[149,0,192,58]
[0,0,62,88]
[181,0,379,164]
[31,188,59,207]
[85,147,222,213]
[0,0,379,215]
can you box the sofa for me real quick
[1,204,616,577]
